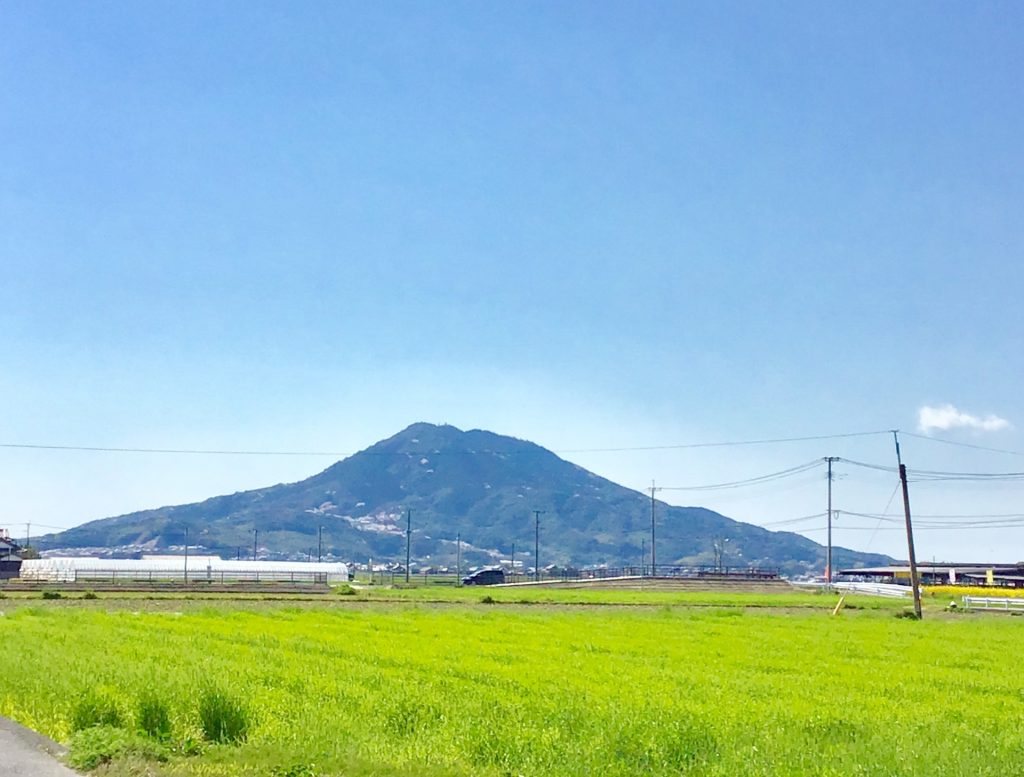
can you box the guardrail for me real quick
[833,582,911,598]
[793,581,910,598]
[962,596,1024,612]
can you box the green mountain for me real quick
[37,423,891,574]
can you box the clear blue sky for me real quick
[2,1,1022,561]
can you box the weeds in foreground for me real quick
[198,687,249,744]
[71,687,125,731]
[136,691,172,739]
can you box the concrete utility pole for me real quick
[510,542,515,579]
[405,509,412,583]
[318,525,323,563]
[533,510,545,582]
[184,526,189,584]
[253,529,259,561]
[25,523,30,551]
[456,532,461,586]
[826,457,838,587]
[649,482,657,575]
[893,431,923,619]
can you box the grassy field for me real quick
[0,595,1022,776]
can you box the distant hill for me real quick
[37,422,892,574]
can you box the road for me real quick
[0,716,79,776]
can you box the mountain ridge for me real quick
[37,422,892,574]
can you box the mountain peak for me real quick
[37,423,892,573]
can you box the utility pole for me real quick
[641,537,646,576]
[533,510,545,582]
[456,532,461,586]
[826,457,833,587]
[184,526,189,584]
[893,431,923,619]
[253,529,259,561]
[25,522,30,551]
[649,482,660,575]
[236,547,241,561]
[405,509,412,583]
[510,542,515,579]
[318,526,323,563]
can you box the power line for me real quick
[757,512,828,528]
[839,457,1024,482]
[557,430,892,453]
[903,431,1024,458]
[908,469,1024,482]
[657,460,824,491]
[863,481,902,550]
[838,510,1024,528]
[0,429,895,458]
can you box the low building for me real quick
[0,530,23,579]
[839,562,1024,588]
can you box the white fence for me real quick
[962,596,1024,612]
[794,581,910,598]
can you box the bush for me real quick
[334,584,357,596]
[480,595,496,604]
[82,590,99,600]
[136,691,172,739]
[198,687,249,744]
[68,725,168,771]
[72,687,125,731]
[894,609,921,620]
[41,590,62,600]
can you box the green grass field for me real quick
[1,595,1021,776]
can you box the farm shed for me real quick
[839,563,1024,588]
[20,556,349,583]
[0,532,22,579]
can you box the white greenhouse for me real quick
[20,556,349,584]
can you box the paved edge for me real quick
[0,715,70,760]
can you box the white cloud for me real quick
[917,404,1011,434]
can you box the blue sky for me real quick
[2,1,1022,561]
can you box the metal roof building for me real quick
[839,562,1024,588]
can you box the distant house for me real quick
[0,530,23,579]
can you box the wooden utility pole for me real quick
[405,509,412,583]
[893,432,923,619]
[533,510,545,582]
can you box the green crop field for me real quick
[0,597,1022,776]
